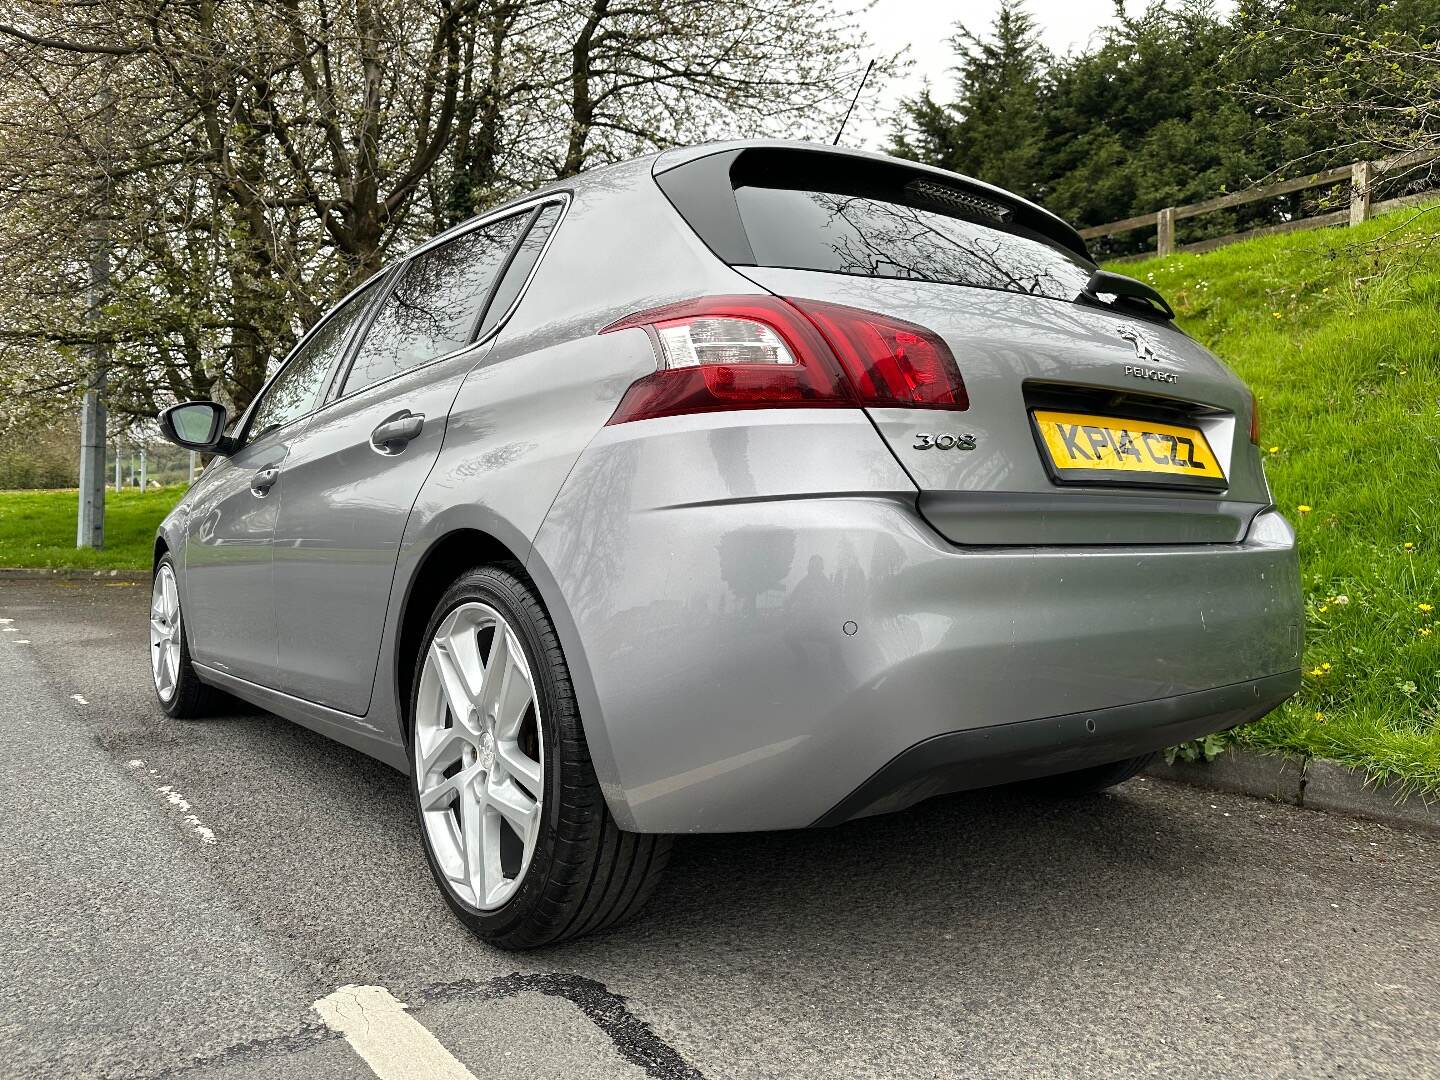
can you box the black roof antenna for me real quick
[832,59,875,146]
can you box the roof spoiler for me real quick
[1081,269,1175,321]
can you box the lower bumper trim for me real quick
[811,670,1300,827]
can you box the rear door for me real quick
[658,148,1270,546]
[182,286,377,684]
[271,207,542,714]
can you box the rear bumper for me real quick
[812,670,1299,826]
[530,413,1302,834]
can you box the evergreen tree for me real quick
[887,0,1437,255]
[891,1,1051,201]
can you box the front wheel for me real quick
[150,555,224,719]
[409,564,670,949]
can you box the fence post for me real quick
[1156,206,1176,256]
[1349,160,1373,226]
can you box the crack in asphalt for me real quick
[464,972,704,1079]
[137,973,704,1080]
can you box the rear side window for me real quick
[342,213,527,395]
[733,185,1094,302]
[477,203,563,339]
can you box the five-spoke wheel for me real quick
[414,601,545,910]
[149,553,221,719]
[150,562,182,704]
[410,565,672,948]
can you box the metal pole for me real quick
[76,80,113,548]
[139,444,147,491]
[188,451,197,483]
[114,442,121,492]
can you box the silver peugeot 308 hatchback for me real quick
[153,140,1302,948]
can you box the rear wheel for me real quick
[150,555,223,718]
[409,564,670,949]
[1026,753,1157,796]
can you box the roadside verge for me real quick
[0,567,149,582]
[1146,750,1439,835]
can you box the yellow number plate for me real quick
[1032,409,1225,482]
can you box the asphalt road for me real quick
[2,577,1438,1080]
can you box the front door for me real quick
[182,279,382,687]
[272,211,530,714]
[182,427,295,684]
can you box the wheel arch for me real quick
[393,527,523,740]
[388,520,631,827]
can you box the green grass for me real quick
[1118,203,1440,794]
[0,485,185,570]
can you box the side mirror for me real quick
[158,401,232,454]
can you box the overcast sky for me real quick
[845,0,1213,149]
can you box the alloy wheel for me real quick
[414,602,545,911]
[150,563,182,702]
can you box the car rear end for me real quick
[532,142,1301,834]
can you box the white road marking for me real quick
[70,694,89,706]
[0,617,12,623]
[2,626,17,632]
[184,816,217,844]
[157,785,192,811]
[120,769,219,845]
[153,784,216,843]
[12,639,30,644]
[315,985,478,1080]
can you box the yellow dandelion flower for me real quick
[1297,505,1312,514]
[1314,711,1325,721]
[1420,627,1433,638]
[1268,446,1280,454]
[1420,603,1434,613]
[1404,542,1415,551]
[1321,662,1331,671]
[1319,605,1328,613]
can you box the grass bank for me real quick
[0,485,184,571]
[1119,204,1440,794]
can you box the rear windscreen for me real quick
[733,184,1095,302]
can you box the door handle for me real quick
[370,411,425,455]
[250,466,280,497]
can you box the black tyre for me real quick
[150,554,225,719]
[409,563,670,949]
[1026,752,1157,796]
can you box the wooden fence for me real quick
[1079,149,1439,260]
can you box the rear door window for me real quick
[733,185,1094,302]
[341,214,527,395]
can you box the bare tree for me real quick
[0,0,887,431]
[1231,11,1439,183]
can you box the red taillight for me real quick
[600,296,855,425]
[601,295,967,424]
[787,298,969,410]
[1248,392,1261,444]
